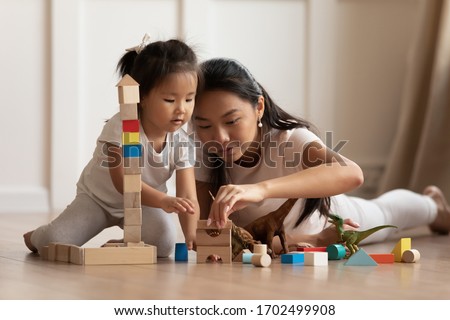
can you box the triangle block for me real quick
[344,249,378,266]
[391,238,411,262]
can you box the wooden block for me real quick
[253,244,267,255]
[123,144,142,158]
[124,208,142,226]
[197,219,232,230]
[55,244,71,262]
[124,157,142,175]
[326,244,346,260]
[196,245,232,264]
[126,241,145,247]
[233,249,251,262]
[122,132,140,145]
[304,252,328,266]
[120,103,138,120]
[122,119,140,132]
[196,228,231,246]
[281,253,305,264]
[251,254,272,267]
[401,249,420,263]
[391,238,411,262]
[369,253,395,264]
[40,246,49,260]
[102,243,125,247]
[117,75,140,104]
[47,243,57,261]
[69,245,85,265]
[123,174,141,192]
[297,246,327,252]
[242,252,254,264]
[124,225,141,243]
[344,249,377,266]
[124,192,141,208]
[83,246,157,265]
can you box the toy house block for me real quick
[124,192,141,208]
[233,249,251,262]
[124,208,142,226]
[120,103,139,120]
[83,245,156,265]
[124,225,141,243]
[123,174,142,193]
[127,241,145,247]
[344,249,378,266]
[304,252,328,266]
[281,252,305,264]
[123,144,142,158]
[369,253,395,264]
[124,157,142,175]
[196,228,231,247]
[69,245,85,265]
[391,238,411,262]
[326,244,346,260]
[196,245,232,264]
[117,74,140,104]
[122,119,140,132]
[55,244,71,262]
[253,244,268,255]
[197,220,232,230]
[251,254,272,267]
[123,132,140,145]
[297,246,327,252]
[175,243,188,262]
[401,249,421,263]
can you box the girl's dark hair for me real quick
[199,58,330,227]
[116,39,201,104]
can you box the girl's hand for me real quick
[317,218,360,246]
[161,196,195,214]
[208,184,265,228]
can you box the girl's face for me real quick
[140,72,197,139]
[193,90,264,164]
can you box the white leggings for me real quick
[30,192,177,257]
[329,189,437,244]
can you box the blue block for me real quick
[242,253,254,264]
[326,244,346,260]
[123,144,142,158]
[281,253,304,264]
[344,248,378,266]
[175,243,188,262]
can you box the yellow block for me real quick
[123,132,140,145]
[391,238,411,262]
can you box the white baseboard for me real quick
[0,187,50,214]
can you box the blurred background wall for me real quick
[0,0,424,214]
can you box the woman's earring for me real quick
[258,117,263,128]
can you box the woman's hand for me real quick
[316,218,360,247]
[208,184,265,228]
[161,196,195,214]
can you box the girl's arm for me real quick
[176,167,200,250]
[107,143,195,213]
[210,141,364,227]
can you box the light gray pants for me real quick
[30,192,176,257]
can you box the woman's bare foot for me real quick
[23,231,38,253]
[424,185,450,235]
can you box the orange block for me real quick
[369,253,395,264]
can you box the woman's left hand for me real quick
[208,184,265,228]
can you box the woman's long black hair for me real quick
[197,58,330,227]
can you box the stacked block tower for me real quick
[117,74,144,246]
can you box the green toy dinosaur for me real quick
[328,213,397,257]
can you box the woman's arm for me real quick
[176,168,200,250]
[210,141,364,227]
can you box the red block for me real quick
[297,247,327,252]
[123,120,140,132]
[369,253,395,264]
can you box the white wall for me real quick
[0,0,421,214]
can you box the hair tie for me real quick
[126,33,151,54]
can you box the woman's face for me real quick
[193,90,263,164]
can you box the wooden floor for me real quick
[2,212,450,300]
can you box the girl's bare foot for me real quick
[23,231,38,253]
[424,185,450,235]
